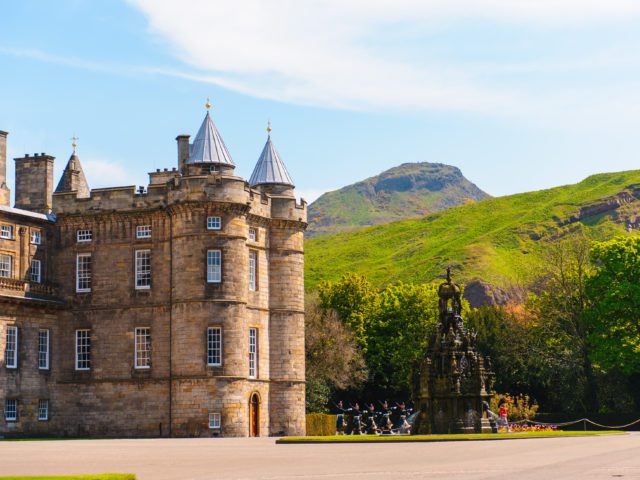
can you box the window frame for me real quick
[248,228,257,242]
[135,249,152,290]
[249,250,258,291]
[134,327,152,369]
[76,229,92,242]
[206,249,222,283]
[38,399,49,421]
[0,254,12,278]
[207,326,222,367]
[30,259,42,283]
[76,253,92,293]
[4,399,17,422]
[5,325,18,369]
[249,327,258,379]
[0,224,13,239]
[136,225,152,239]
[38,329,50,370]
[209,412,221,429]
[75,329,91,371]
[30,230,42,245]
[206,216,222,230]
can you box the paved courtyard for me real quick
[1,433,639,479]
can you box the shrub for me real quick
[306,413,336,436]
[490,394,539,421]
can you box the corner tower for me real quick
[251,124,306,435]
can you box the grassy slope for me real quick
[307,163,490,237]
[305,170,640,290]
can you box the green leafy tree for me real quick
[367,283,442,392]
[586,236,640,374]
[318,273,380,352]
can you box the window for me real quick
[76,253,91,292]
[135,327,151,369]
[76,229,92,242]
[249,250,257,291]
[0,254,12,278]
[135,250,151,289]
[136,225,152,239]
[207,327,222,366]
[4,399,17,421]
[207,250,222,283]
[30,230,41,245]
[209,412,221,429]
[5,326,18,369]
[75,329,91,370]
[207,216,222,230]
[249,328,258,379]
[1,224,12,239]
[248,228,257,242]
[38,399,49,421]
[30,259,41,283]
[38,329,50,370]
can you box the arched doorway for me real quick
[249,392,260,437]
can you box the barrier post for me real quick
[583,419,587,431]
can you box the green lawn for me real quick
[277,430,625,444]
[0,475,134,480]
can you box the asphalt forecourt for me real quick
[276,430,626,444]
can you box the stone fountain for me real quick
[412,268,495,434]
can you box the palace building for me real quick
[0,102,307,438]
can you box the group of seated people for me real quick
[335,401,415,435]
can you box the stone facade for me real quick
[0,110,307,438]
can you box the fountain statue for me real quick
[412,267,495,434]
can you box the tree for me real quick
[305,295,367,412]
[586,236,640,374]
[318,273,380,353]
[366,283,441,394]
[528,230,597,412]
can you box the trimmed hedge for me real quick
[306,414,336,436]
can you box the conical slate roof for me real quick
[186,111,234,166]
[55,150,90,198]
[249,135,295,187]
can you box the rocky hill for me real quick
[306,162,491,237]
[305,170,640,305]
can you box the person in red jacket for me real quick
[498,398,511,433]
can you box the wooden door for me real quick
[250,393,260,437]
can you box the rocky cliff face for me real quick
[307,162,491,237]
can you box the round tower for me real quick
[249,125,306,435]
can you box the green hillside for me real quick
[307,162,490,237]
[305,170,640,290]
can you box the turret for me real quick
[248,122,295,197]
[55,139,90,198]
[184,98,235,176]
[0,130,10,206]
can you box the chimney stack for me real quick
[14,153,55,213]
[176,134,190,174]
[0,131,9,206]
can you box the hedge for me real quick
[306,414,336,436]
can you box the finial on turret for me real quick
[205,97,211,111]
[267,119,272,135]
[71,135,79,151]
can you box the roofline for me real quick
[0,205,56,222]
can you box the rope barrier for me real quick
[509,417,640,429]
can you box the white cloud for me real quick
[127,0,640,113]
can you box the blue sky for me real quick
[1,1,640,203]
